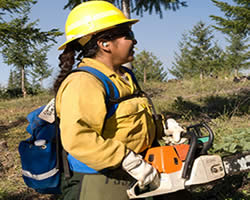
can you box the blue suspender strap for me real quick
[65,66,120,174]
[121,66,141,91]
[74,66,120,119]
[121,66,158,119]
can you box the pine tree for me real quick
[170,33,193,79]
[7,70,15,89]
[0,0,36,44]
[0,0,35,11]
[210,0,250,36]
[30,45,53,88]
[132,50,167,83]
[64,0,187,18]
[190,21,216,79]
[0,2,62,97]
[170,21,224,79]
[225,32,250,76]
[208,42,227,76]
[210,0,249,77]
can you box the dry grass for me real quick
[0,94,56,200]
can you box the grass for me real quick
[0,77,249,200]
[0,93,54,200]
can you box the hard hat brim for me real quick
[58,18,139,50]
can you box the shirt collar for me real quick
[78,58,116,77]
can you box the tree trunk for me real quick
[121,0,130,18]
[144,67,147,84]
[21,66,27,98]
[234,68,239,78]
[40,80,43,89]
[200,72,203,80]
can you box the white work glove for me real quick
[122,150,160,189]
[162,118,187,145]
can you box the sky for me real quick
[0,0,237,88]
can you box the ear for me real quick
[97,40,110,52]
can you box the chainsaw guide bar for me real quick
[222,152,250,175]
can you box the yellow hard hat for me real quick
[58,1,139,50]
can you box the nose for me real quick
[133,39,137,45]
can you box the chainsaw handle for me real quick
[185,122,214,154]
[199,122,214,154]
[182,129,198,179]
[182,122,214,179]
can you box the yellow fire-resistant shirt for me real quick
[56,58,163,171]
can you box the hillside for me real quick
[0,77,249,200]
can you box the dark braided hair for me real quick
[53,24,132,93]
[53,41,80,93]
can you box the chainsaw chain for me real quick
[222,151,250,175]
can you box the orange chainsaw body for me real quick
[144,144,190,173]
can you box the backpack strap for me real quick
[107,66,144,104]
[121,66,142,91]
[57,66,158,177]
[68,66,120,119]
[121,66,159,120]
[57,66,120,178]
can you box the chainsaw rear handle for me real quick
[185,122,214,154]
[182,128,197,179]
[182,122,214,179]
[199,122,214,154]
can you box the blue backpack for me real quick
[18,66,141,194]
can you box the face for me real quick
[110,29,137,65]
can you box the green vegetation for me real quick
[210,0,250,36]
[224,32,250,77]
[170,20,249,80]
[133,50,167,83]
[210,0,250,77]
[64,0,187,18]
[0,0,62,98]
[170,21,223,79]
[0,77,249,199]
[2,0,248,99]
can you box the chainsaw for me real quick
[127,122,250,199]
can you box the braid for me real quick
[53,39,99,94]
[53,43,76,93]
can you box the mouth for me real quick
[130,47,134,55]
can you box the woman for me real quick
[54,1,188,200]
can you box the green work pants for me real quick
[60,168,143,200]
[59,170,193,200]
